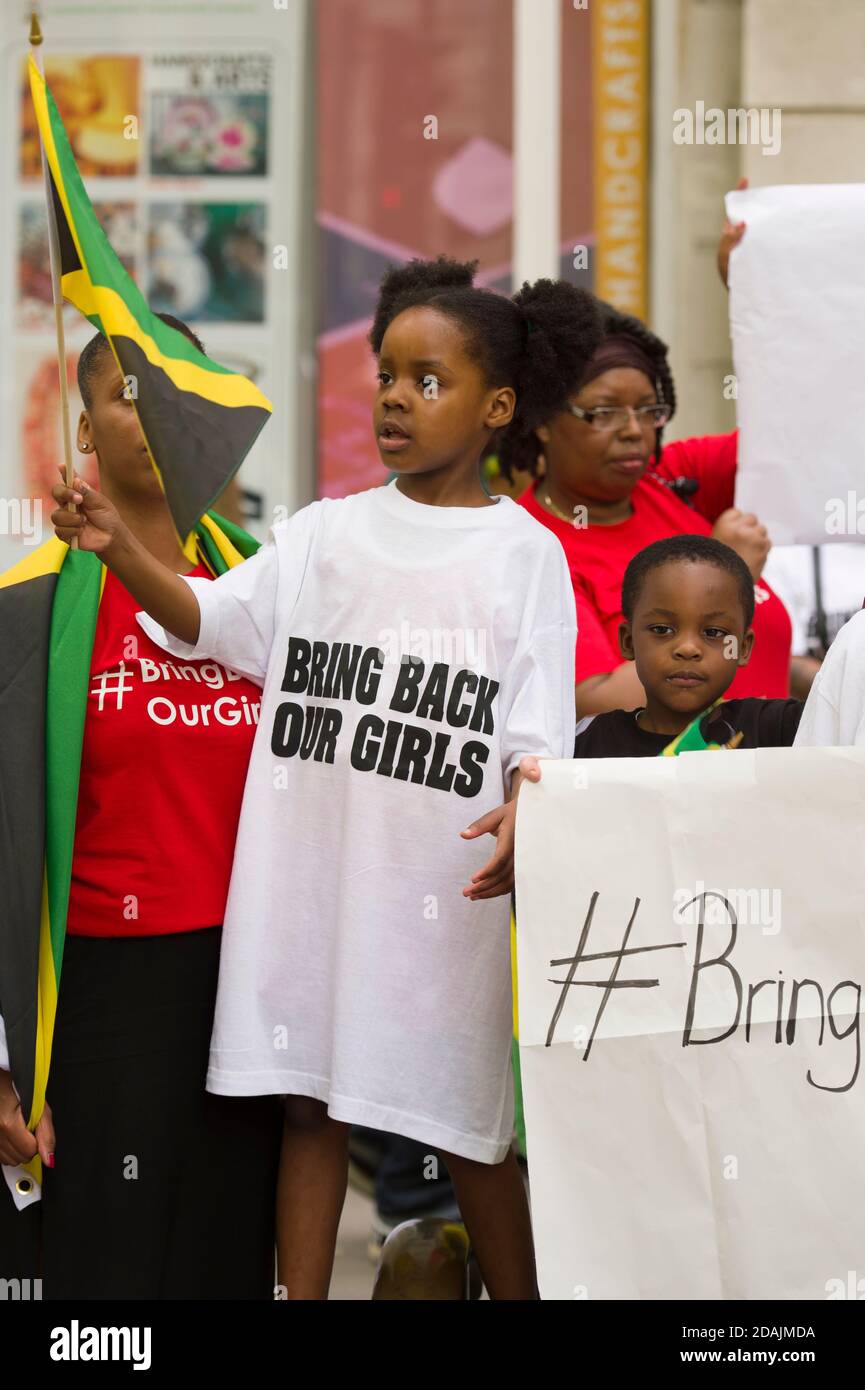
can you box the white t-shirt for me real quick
[138,482,576,1162]
[794,608,865,747]
[762,544,865,658]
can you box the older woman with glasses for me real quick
[505,293,791,717]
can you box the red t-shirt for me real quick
[67,563,261,937]
[517,431,793,698]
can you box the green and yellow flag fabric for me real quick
[27,55,272,540]
[659,699,742,755]
[0,514,258,1181]
[660,712,721,755]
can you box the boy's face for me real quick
[373,306,515,478]
[619,559,754,719]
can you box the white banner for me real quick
[728,183,865,546]
[515,749,865,1300]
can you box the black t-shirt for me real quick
[573,698,804,758]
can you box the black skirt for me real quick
[0,926,281,1300]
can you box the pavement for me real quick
[330,1184,379,1300]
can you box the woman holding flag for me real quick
[0,42,281,1297]
[0,314,282,1298]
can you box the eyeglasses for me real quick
[567,402,671,431]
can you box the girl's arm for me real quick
[464,546,579,901]
[52,476,200,644]
[55,474,290,681]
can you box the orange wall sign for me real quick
[592,0,648,318]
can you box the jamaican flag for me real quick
[659,699,743,755]
[0,513,258,1182]
[27,55,272,540]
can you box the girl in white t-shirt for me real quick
[794,606,865,746]
[50,257,601,1298]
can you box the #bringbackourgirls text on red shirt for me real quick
[66,564,261,938]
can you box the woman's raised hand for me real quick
[712,506,771,580]
[718,176,748,288]
[51,471,127,555]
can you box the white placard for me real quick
[515,749,865,1300]
[728,183,865,546]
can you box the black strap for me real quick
[812,546,829,656]
[646,472,699,507]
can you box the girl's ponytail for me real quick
[496,280,605,481]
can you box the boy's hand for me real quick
[460,801,516,900]
[51,472,127,555]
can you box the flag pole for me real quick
[29,8,78,548]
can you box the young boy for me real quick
[570,534,802,756]
[523,535,801,777]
